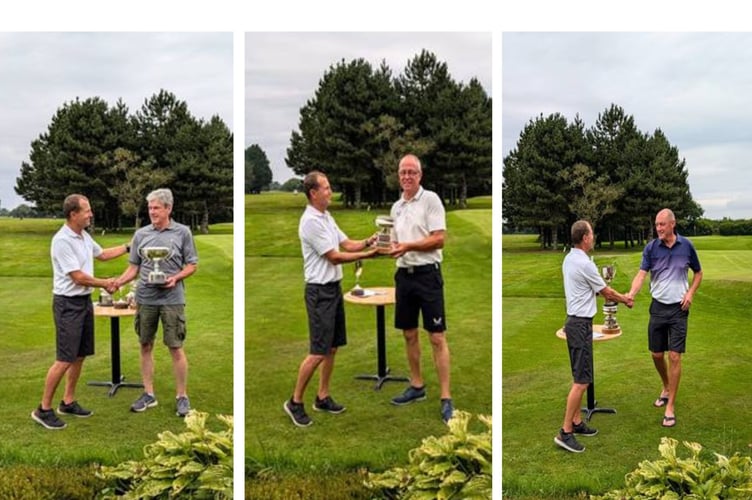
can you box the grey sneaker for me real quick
[284,399,312,427]
[391,385,427,406]
[554,429,585,453]
[31,406,67,430]
[57,400,93,418]
[441,398,454,423]
[572,420,598,436]
[313,395,346,414]
[130,392,158,413]
[176,396,191,417]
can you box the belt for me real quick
[399,263,440,275]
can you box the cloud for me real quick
[0,32,232,210]
[503,32,752,219]
[246,32,492,183]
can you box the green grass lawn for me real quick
[0,217,233,466]
[502,234,752,499]
[246,193,492,477]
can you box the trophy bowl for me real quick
[139,246,173,285]
[375,215,394,251]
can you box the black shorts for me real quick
[648,299,688,353]
[564,316,593,384]
[53,294,94,362]
[305,281,346,355]
[394,264,446,333]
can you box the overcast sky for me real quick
[502,32,752,220]
[245,32,492,184]
[0,32,232,211]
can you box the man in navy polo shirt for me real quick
[628,208,703,428]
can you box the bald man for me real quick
[628,208,703,428]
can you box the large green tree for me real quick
[245,144,273,194]
[503,104,702,247]
[15,97,133,228]
[286,58,398,207]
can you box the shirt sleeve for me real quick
[640,241,653,271]
[426,192,446,232]
[182,227,199,265]
[301,218,337,257]
[583,260,607,294]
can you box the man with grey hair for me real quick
[115,188,198,417]
[627,208,702,428]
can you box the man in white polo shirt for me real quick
[556,220,632,453]
[387,154,454,423]
[284,170,379,427]
[31,194,129,430]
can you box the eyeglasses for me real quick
[398,170,420,177]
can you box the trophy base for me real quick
[147,274,167,285]
[601,326,621,335]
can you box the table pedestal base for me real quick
[356,369,409,390]
[582,382,616,422]
[88,377,144,398]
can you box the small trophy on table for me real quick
[601,264,620,334]
[351,260,365,296]
[139,246,173,285]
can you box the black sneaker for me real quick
[284,399,312,427]
[313,395,346,414]
[57,400,93,418]
[572,420,598,436]
[31,406,67,430]
[554,429,585,453]
[391,385,427,406]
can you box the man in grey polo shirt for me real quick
[556,220,632,453]
[387,154,454,423]
[115,188,198,418]
[284,170,379,427]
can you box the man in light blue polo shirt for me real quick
[628,208,702,428]
[556,220,633,453]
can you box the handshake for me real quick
[102,278,120,295]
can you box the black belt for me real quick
[399,263,440,275]
[306,280,341,288]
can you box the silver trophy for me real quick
[375,215,395,252]
[139,246,173,285]
[601,265,620,334]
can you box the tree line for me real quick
[244,50,492,208]
[15,89,233,233]
[502,104,704,248]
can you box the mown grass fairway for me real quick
[0,217,233,465]
[246,193,492,478]
[502,234,752,498]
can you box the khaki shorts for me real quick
[135,304,186,348]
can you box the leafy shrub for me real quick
[97,411,232,499]
[0,464,104,499]
[594,437,752,499]
[364,410,492,499]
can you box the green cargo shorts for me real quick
[135,304,187,348]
